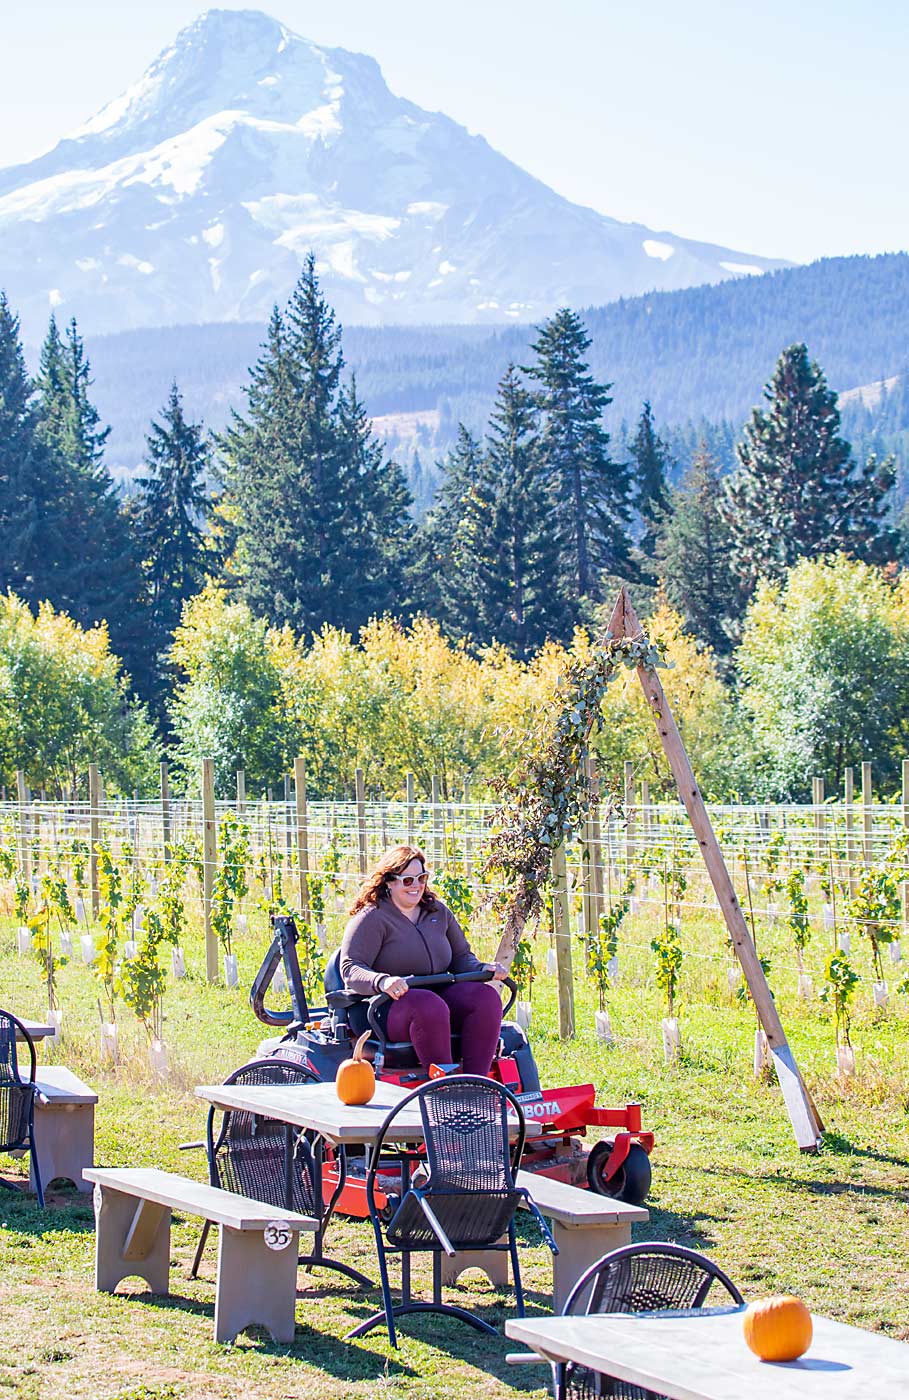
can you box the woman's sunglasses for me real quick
[389,871,430,888]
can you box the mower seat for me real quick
[323,951,460,1070]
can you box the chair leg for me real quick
[508,1224,525,1317]
[29,1123,44,1208]
[189,1219,211,1279]
[345,1219,399,1347]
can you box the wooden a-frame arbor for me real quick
[496,585,824,1153]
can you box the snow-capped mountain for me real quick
[0,9,791,339]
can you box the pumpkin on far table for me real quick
[337,1030,376,1105]
[743,1295,813,1362]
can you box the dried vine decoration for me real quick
[485,630,664,959]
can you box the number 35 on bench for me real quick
[85,1168,317,1345]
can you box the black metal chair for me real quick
[0,1010,43,1208]
[191,1057,371,1288]
[347,1074,557,1348]
[554,1242,745,1400]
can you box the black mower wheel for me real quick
[587,1139,652,1205]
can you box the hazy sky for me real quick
[2,0,907,264]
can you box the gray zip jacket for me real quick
[339,896,483,996]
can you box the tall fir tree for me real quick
[132,381,212,714]
[470,365,569,654]
[218,255,411,633]
[525,308,633,603]
[33,314,147,690]
[656,445,741,656]
[629,400,671,567]
[412,425,486,632]
[722,343,895,589]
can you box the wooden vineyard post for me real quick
[902,760,909,945]
[236,769,246,814]
[812,777,825,866]
[406,772,415,845]
[623,760,635,874]
[462,776,473,879]
[844,766,856,899]
[88,763,102,919]
[202,758,218,983]
[608,586,823,1151]
[587,756,605,931]
[355,768,368,876]
[160,761,171,864]
[862,761,873,862]
[641,779,651,843]
[294,756,311,926]
[16,769,30,885]
[431,775,443,869]
[551,841,575,1039]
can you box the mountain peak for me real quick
[0,9,791,340]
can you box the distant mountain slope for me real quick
[0,8,788,340]
[68,250,909,478]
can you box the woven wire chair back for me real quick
[580,1245,744,1317]
[559,1244,744,1400]
[0,1011,34,1153]
[419,1077,515,1193]
[211,1059,317,1217]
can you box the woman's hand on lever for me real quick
[485,962,508,981]
[380,975,409,1000]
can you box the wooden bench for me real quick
[31,1067,97,1194]
[85,1167,317,1344]
[442,1170,648,1311]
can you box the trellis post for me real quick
[202,758,218,982]
[844,766,856,899]
[88,763,101,919]
[609,587,822,1152]
[16,769,30,885]
[236,768,246,814]
[294,756,310,926]
[902,759,909,944]
[623,760,635,874]
[861,761,873,862]
[355,768,368,876]
[406,772,415,844]
[551,841,574,1039]
[160,761,171,865]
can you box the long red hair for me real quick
[348,845,436,916]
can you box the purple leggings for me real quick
[385,982,503,1074]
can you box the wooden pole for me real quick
[294,756,311,926]
[236,769,246,814]
[902,760,909,945]
[406,772,415,845]
[355,767,368,876]
[283,772,292,871]
[202,758,218,982]
[587,756,605,929]
[431,774,443,869]
[623,760,635,874]
[844,766,856,898]
[462,776,473,879]
[862,761,873,863]
[15,769,29,884]
[812,777,825,866]
[551,841,574,1039]
[160,761,171,864]
[610,587,822,1150]
[641,779,651,843]
[88,763,101,919]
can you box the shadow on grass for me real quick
[822,1130,909,1171]
[0,1178,95,1234]
[683,1156,909,1205]
[635,1203,720,1250]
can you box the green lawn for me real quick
[1,906,908,1400]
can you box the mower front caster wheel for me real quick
[587,1139,652,1205]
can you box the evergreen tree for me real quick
[32,314,146,690]
[412,425,486,632]
[132,382,212,710]
[218,255,410,633]
[470,365,569,654]
[657,446,741,655]
[722,343,896,589]
[629,400,671,565]
[525,308,633,601]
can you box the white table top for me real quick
[33,1066,98,1104]
[505,1307,909,1400]
[195,1079,540,1147]
[15,1020,54,1041]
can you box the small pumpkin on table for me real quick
[336,1030,376,1105]
[743,1295,813,1362]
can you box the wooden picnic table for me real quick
[505,1305,909,1399]
[195,1079,541,1147]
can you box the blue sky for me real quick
[3,0,907,264]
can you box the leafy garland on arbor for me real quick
[485,630,663,956]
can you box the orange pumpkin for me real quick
[743,1295,813,1362]
[336,1030,376,1105]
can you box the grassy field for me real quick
[1,903,908,1400]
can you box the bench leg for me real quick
[94,1186,171,1295]
[214,1226,300,1345]
[32,1104,95,1193]
[550,1221,632,1313]
[440,1239,510,1290]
